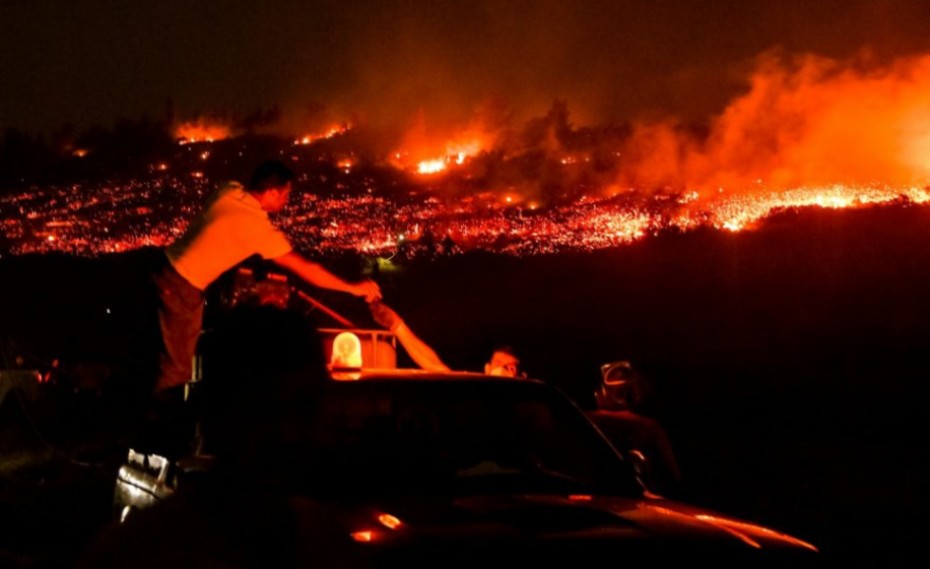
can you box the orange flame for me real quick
[395,112,496,174]
[417,158,448,174]
[175,120,231,144]
[411,138,485,175]
[294,123,351,145]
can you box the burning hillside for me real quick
[4,52,930,258]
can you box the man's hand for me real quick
[354,279,382,302]
[369,300,401,331]
[273,253,381,301]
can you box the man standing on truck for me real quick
[153,160,381,395]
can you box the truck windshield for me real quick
[293,379,642,499]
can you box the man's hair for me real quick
[248,160,295,193]
[490,345,518,360]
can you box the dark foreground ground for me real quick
[1,203,926,567]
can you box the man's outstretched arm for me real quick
[272,251,381,301]
[370,302,450,372]
[394,321,451,372]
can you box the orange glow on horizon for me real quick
[350,531,374,543]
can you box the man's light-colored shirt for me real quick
[166,182,292,290]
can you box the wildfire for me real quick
[393,112,494,175]
[175,120,231,144]
[4,174,930,259]
[412,142,483,175]
[618,52,930,192]
[417,159,447,174]
[294,124,351,146]
[671,184,930,234]
[412,137,487,174]
[12,49,930,258]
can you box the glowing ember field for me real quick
[2,175,928,258]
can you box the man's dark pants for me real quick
[153,253,204,393]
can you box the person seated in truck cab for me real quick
[368,301,523,377]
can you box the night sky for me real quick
[5,0,930,134]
